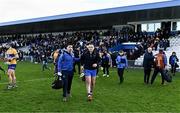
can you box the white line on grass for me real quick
[0,77,53,85]
[0,69,135,85]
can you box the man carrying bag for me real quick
[57,44,75,102]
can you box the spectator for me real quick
[169,52,179,76]
[143,47,154,84]
[151,48,167,85]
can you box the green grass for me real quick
[0,62,180,112]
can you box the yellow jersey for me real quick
[6,48,18,64]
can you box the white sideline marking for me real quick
[0,69,136,85]
[0,77,53,85]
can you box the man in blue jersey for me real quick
[57,44,74,102]
[116,50,128,84]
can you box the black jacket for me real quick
[101,54,110,66]
[81,50,100,70]
[143,51,154,69]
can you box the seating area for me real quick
[134,35,180,70]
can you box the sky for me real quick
[0,0,171,23]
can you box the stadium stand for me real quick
[134,35,180,70]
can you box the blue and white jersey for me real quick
[116,55,128,69]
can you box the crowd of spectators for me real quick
[0,28,171,63]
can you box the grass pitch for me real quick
[0,62,179,112]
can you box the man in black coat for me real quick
[143,47,154,84]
